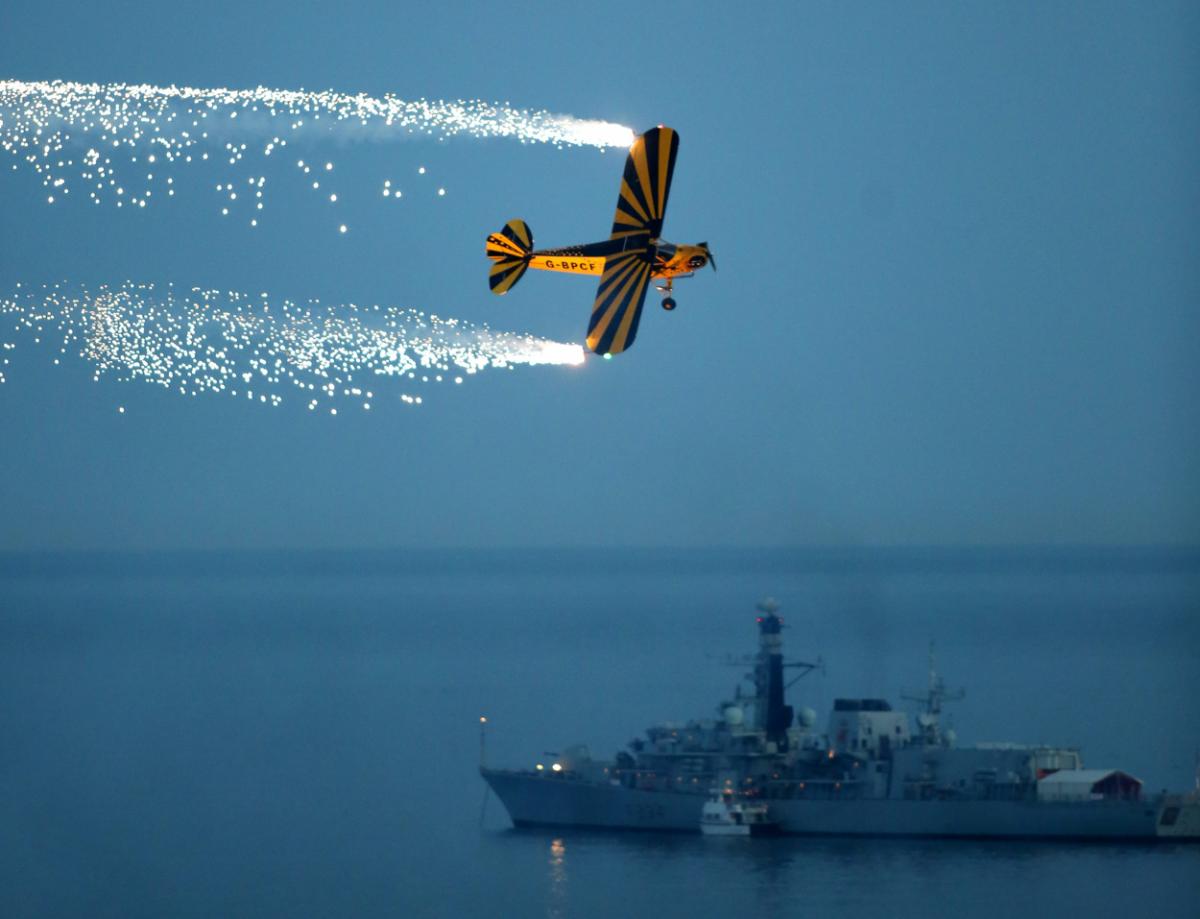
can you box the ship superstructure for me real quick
[481,601,1200,839]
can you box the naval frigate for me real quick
[480,601,1200,839]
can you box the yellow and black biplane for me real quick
[485,126,713,355]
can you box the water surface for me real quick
[2,549,1197,917]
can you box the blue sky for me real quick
[0,1,1197,550]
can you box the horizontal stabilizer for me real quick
[489,256,529,295]
[486,219,534,295]
[486,219,533,259]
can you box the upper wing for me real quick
[610,127,679,241]
[586,246,653,355]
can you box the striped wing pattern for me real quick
[610,127,679,241]
[586,246,653,354]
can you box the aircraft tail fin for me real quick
[486,219,533,295]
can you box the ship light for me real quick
[828,749,836,759]
[551,763,563,772]
[536,763,545,771]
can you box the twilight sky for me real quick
[0,1,1196,550]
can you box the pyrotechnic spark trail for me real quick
[0,79,634,217]
[0,282,586,413]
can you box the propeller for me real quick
[699,241,717,271]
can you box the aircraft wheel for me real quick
[661,297,676,311]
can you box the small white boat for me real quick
[700,790,779,836]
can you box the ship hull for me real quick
[483,769,704,831]
[483,770,1190,840]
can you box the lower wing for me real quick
[586,246,653,355]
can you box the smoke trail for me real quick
[0,79,634,214]
[0,282,586,413]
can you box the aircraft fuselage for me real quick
[525,239,710,280]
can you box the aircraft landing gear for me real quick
[657,279,676,312]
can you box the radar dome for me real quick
[723,706,744,726]
[798,707,817,728]
[944,729,957,747]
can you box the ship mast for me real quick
[753,598,794,749]
[716,600,820,748]
[902,641,964,746]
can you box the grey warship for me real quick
[481,600,1200,839]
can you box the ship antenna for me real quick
[478,716,491,828]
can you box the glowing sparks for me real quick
[0,282,586,412]
[0,79,609,406]
[0,79,635,216]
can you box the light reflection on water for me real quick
[493,827,1200,917]
[546,838,568,919]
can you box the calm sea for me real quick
[2,548,1198,917]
